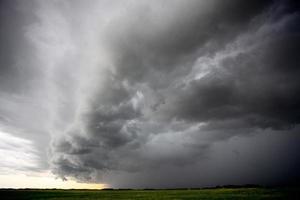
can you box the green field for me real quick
[0,187,298,200]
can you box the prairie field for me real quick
[0,187,298,200]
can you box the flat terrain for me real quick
[0,187,298,200]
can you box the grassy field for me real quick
[0,187,298,200]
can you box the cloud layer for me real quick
[0,0,300,188]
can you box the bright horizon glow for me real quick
[0,173,107,189]
[0,130,107,189]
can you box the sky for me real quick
[0,0,299,189]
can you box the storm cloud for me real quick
[1,0,300,188]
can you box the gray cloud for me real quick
[0,0,300,188]
[0,0,50,170]
[105,0,274,87]
[167,34,300,129]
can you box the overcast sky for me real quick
[0,0,300,188]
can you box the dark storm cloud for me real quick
[106,0,274,87]
[1,0,300,188]
[46,0,300,187]
[167,15,300,130]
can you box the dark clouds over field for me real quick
[0,0,300,188]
